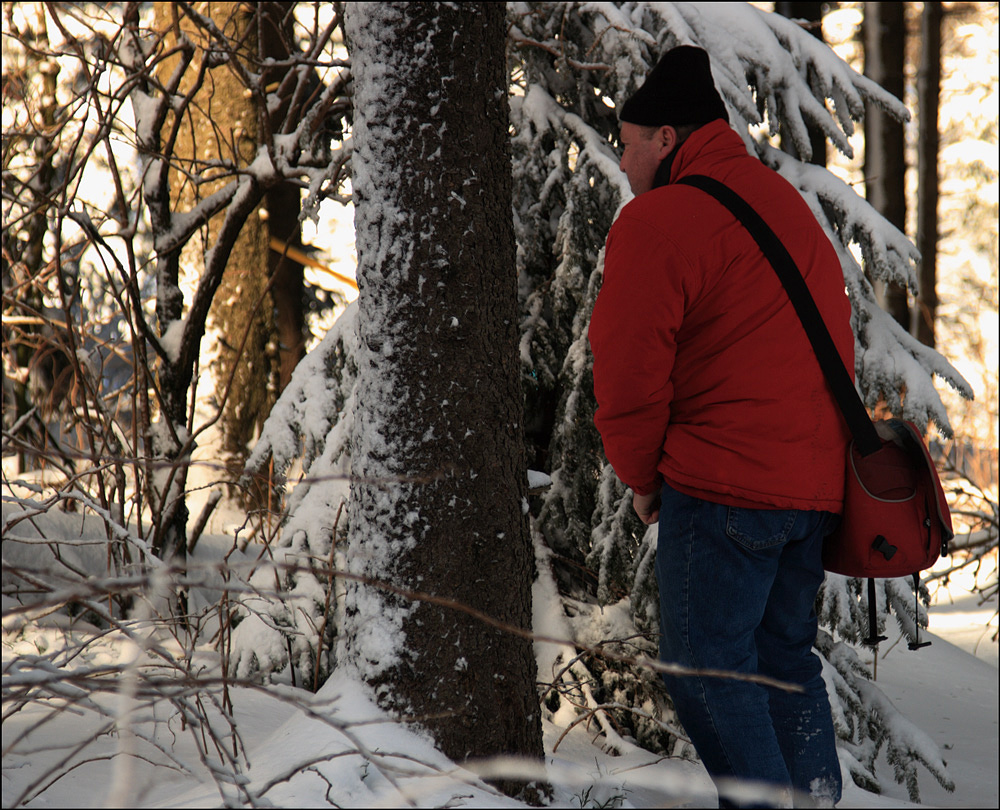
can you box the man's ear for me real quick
[657,125,677,160]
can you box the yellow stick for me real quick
[269,236,359,291]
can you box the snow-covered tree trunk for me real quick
[342,1,544,790]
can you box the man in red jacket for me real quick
[589,46,851,807]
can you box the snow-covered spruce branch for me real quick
[513,83,630,202]
[817,572,935,652]
[511,3,971,444]
[644,2,909,161]
[506,5,969,800]
[853,678,956,800]
[761,146,920,289]
[853,294,972,434]
[813,628,954,800]
[759,145,973,436]
[240,302,357,572]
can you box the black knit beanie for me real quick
[619,46,729,127]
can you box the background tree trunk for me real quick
[260,2,307,395]
[914,1,943,347]
[147,0,282,560]
[267,181,308,391]
[864,1,910,329]
[343,2,544,796]
[775,1,827,166]
[156,2,301,487]
[4,9,61,472]
[201,3,278,471]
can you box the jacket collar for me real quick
[667,119,747,184]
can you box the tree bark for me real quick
[914,1,943,347]
[344,2,544,797]
[863,1,910,329]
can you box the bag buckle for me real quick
[871,535,898,560]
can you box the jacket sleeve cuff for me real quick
[630,477,663,498]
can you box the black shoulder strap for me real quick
[677,174,881,457]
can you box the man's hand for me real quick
[633,490,661,525]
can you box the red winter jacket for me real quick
[589,119,853,512]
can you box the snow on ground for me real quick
[924,574,998,669]
[2,516,996,809]
[2,630,995,808]
[3,476,997,808]
[866,629,998,809]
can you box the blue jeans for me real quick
[655,482,842,808]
